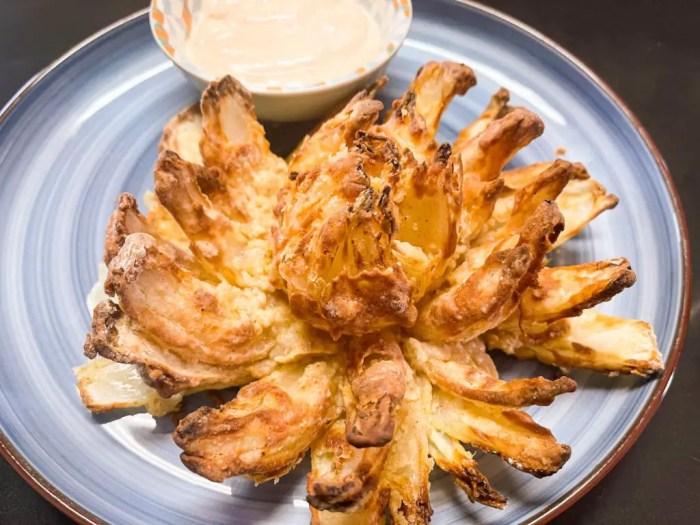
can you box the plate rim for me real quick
[0,3,691,524]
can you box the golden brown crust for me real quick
[412,245,532,342]
[309,488,388,525]
[392,144,462,298]
[102,193,212,282]
[499,160,617,246]
[76,59,663,519]
[344,332,406,447]
[154,150,246,283]
[404,338,576,407]
[380,371,434,525]
[379,62,475,160]
[307,418,390,512]
[512,200,565,290]
[521,258,636,322]
[289,87,384,173]
[453,87,511,151]
[457,107,544,182]
[555,175,619,246]
[104,193,144,265]
[432,388,571,477]
[502,160,589,190]
[395,62,476,130]
[276,140,417,337]
[174,361,337,483]
[105,233,295,370]
[505,159,573,232]
[460,177,504,242]
[158,103,203,164]
[429,429,506,509]
[199,75,267,174]
[485,309,663,376]
[83,300,267,396]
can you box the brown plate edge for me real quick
[0,3,691,525]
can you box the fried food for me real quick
[75,356,183,416]
[404,338,576,408]
[289,78,385,173]
[429,429,506,509]
[377,61,476,159]
[379,369,434,525]
[520,258,636,322]
[83,299,273,396]
[275,133,417,337]
[456,107,544,183]
[159,103,203,164]
[307,414,390,512]
[344,332,406,447]
[76,60,664,523]
[414,201,564,342]
[174,360,337,483]
[501,160,619,245]
[431,387,571,477]
[485,309,662,375]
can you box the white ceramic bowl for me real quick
[149,0,413,121]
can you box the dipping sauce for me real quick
[184,0,384,86]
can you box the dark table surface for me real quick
[1,1,698,524]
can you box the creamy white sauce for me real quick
[184,0,384,86]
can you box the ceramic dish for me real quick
[150,0,413,120]
[0,1,689,524]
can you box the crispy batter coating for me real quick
[380,370,434,525]
[485,309,663,375]
[345,332,406,447]
[453,88,511,150]
[464,176,569,276]
[158,103,203,164]
[174,360,337,483]
[105,233,266,366]
[155,150,280,291]
[392,143,462,298]
[404,338,576,407]
[83,300,272,396]
[77,60,665,520]
[460,177,504,242]
[103,192,213,281]
[379,61,476,159]
[310,489,387,525]
[501,160,587,190]
[277,64,477,337]
[456,107,544,182]
[554,174,619,246]
[512,201,565,286]
[413,244,532,342]
[200,75,269,176]
[307,417,390,512]
[416,200,564,342]
[432,388,571,477]
[276,136,417,337]
[154,151,250,283]
[521,258,636,322]
[429,429,506,509]
[199,74,289,238]
[95,233,335,390]
[496,159,573,234]
[289,79,385,173]
[502,161,619,245]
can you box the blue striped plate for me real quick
[0,2,689,524]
